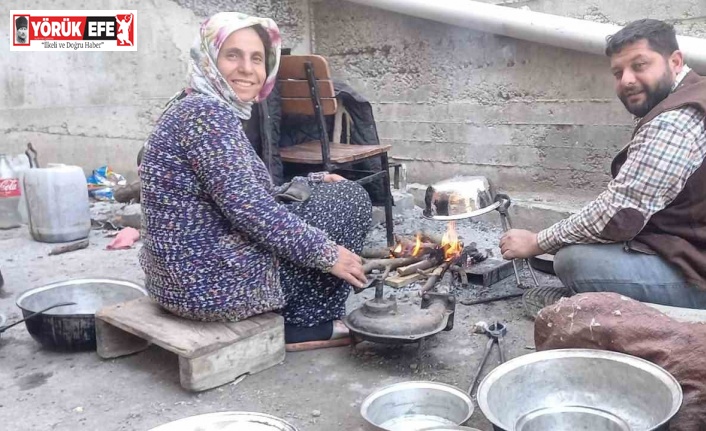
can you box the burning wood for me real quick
[363,256,423,274]
[361,222,483,291]
[397,255,443,277]
[390,234,437,258]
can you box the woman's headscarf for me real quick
[187,12,281,120]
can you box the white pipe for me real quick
[345,0,706,74]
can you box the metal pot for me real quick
[477,349,683,431]
[148,412,298,430]
[361,381,474,430]
[423,176,499,221]
[15,278,147,351]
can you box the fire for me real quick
[392,243,403,257]
[441,221,463,261]
[390,233,424,257]
[411,233,422,257]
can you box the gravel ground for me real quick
[0,203,561,430]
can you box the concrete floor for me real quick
[0,207,561,431]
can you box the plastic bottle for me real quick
[24,164,91,243]
[0,154,22,229]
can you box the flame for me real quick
[411,233,423,257]
[441,221,463,261]
[392,243,403,257]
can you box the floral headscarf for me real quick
[187,12,281,120]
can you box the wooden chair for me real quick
[278,55,394,246]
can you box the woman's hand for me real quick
[329,245,367,289]
[323,174,347,183]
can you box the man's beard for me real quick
[619,70,674,118]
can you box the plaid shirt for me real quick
[538,74,706,253]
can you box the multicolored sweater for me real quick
[139,93,338,321]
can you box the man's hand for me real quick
[323,174,347,183]
[500,229,544,259]
[329,245,367,289]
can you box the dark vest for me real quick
[611,71,706,288]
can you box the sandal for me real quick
[285,320,352,352]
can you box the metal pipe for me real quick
[345,0,706,74]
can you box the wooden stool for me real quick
[95,297,285,391]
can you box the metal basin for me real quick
[419,427,481,431]
[16,278,147,351]
[148,412,298,430]
[477,349,682,431]
[361,381,474,431]
[515,406,630,431]
[423,176,499,221]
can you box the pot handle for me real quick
[0,301,76,333]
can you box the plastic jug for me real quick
[24,164,91,243]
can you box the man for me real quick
[501,19,706,308]
[15,16,28,44]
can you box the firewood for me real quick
[450,265,469,288]
[391,234,441,258]
[419,260,454,295]
[48,239,89,256]
[385,272,427,288]
[397,256,443,277]
[420,231,444,246]
[363,256,423,274]
[361,247,391,259]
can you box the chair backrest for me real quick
[278,55,337,116]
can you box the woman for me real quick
[139,12,371,350]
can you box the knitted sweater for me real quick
[139,93,338,321]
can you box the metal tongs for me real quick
[495,194,540,289]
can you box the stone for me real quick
[371,189,416,226]
[115,204,142,230]
[535,293,706,430]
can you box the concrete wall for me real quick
[0,0,310,181]
[2,0,705,194]
[311,0,706,195]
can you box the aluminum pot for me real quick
[361,381,474,431]
[148,412,298,430]
[477,349,683,431]
[15,278,147,351]
[423,176,499,221]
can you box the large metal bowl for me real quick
[477,349,683,431]
[16,278,147,351]
[419,427,481,430]
[148,412,298,430]
[361,381,474,431]
[423,176,499,221]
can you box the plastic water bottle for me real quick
[0,154,22,229]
